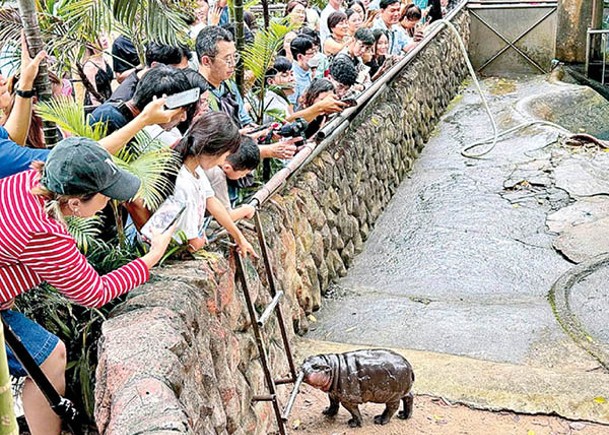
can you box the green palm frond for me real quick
[113,132,180,210]
[112,0,190,49]
[242,18,292,83]
[56,0,114,43]
[65,216,105,254]
[0,7,22,49]
[36,97,108,140]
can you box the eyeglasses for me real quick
[212,52,241,67]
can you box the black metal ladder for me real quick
[232,211,304,435]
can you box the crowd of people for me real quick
[0,0,451,433]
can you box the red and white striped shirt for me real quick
[0,170,149,308]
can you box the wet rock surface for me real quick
[570,267,609,345]
[307,76,609,374]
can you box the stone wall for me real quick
[95,9,470,435]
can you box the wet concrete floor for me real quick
[307,76,608,375]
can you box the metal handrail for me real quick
[248,0,469,209]
[585,28,609,82]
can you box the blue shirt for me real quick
[394,26,413,54]
[372,18,404,56]
[89,103,132,134]
[0,127,50,179]
[291,62,312,110]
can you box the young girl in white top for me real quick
[173,111,257,257]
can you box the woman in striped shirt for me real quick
[0,137,175,434]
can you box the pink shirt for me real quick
[0,170,149,308]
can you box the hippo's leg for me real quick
[397,392,414,420]
[322,395,339,417]
[341,401,363,428]
[374,400,399,425]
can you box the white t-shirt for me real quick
[173,165,215,240]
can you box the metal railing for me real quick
[586,28,609,85]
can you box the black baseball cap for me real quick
[41,137,140,201]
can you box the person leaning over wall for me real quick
[170,111,258,256]
[0,136,177,435]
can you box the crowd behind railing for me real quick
[0,0,454,433]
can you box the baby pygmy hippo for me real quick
[301,349,414,428]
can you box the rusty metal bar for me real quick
[234,251,286,435]
[258,291,284,327]
[253,212,298,381]
[603,33,607,85]
[281,371,305,422]
[274,377,295,385]
[586,28,592,76]
[252,395,276,402]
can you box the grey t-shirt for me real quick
[204,166,231,210]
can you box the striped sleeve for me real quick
[18,232,150,308]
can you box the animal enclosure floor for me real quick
[288,384,608,435]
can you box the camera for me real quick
[258,118,309,144]
[276,118,309,139]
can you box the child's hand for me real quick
[236,237,259,259]
[240,204,256,220]
[188,237,207,252]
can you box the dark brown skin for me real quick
[301,349,415,428]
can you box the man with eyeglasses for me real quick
[290,36,317,111]
[196,26,254,128]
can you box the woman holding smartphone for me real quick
[0,136,177,435]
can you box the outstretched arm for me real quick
[4,35,46,145]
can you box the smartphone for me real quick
[341,97,358,108]
[164,88,201,110]
[141,198,186,242]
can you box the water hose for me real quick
[433,19,575,158]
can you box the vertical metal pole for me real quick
[234,252,286,435]
[603,33,607,85]
[253,212,298,381]
[586,28,591,77]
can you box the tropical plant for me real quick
[65,216,105,255]
[242,18,293,123]
[37,97,180,232]
[36,96,108,139]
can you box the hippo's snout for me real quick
[301,355,333,391]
